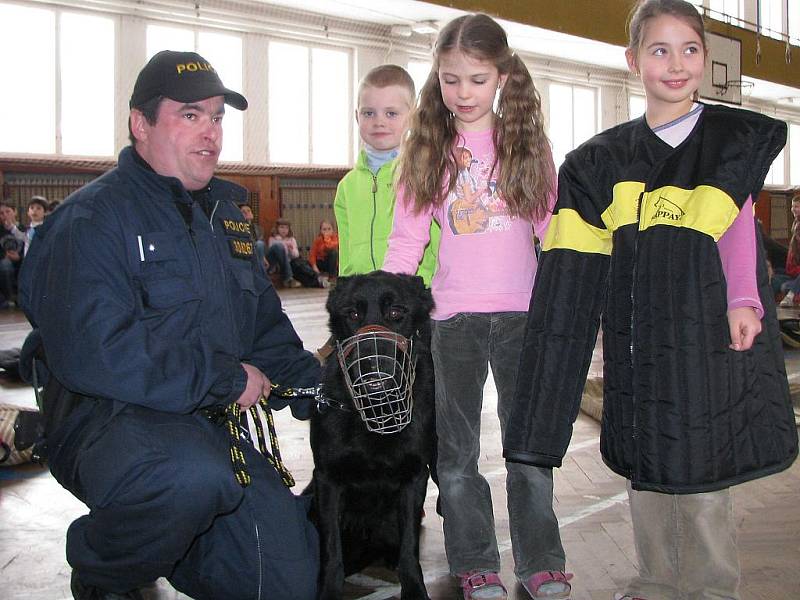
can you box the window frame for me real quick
[267,38,353,166]
[547,81,600,168]
[0,3,116,157]
[146,22,245,162]
[789,121,800,186]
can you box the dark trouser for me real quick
[48,400,318,600]
[316,249,339,276]
[255,240,267,268]
[267,243,293,282]
[431,312,565,579]
[0,256,15,302]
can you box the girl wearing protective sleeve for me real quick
[504,2,797,599]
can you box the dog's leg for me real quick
[314,472,346,600]
[396,469,431,600]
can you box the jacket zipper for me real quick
[630,189,645,482]
[181,199,203,285]
[370,172,378,270]
[255,522,263,599]
[208,199,239,350]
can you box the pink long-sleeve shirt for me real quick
[383,129,555,320]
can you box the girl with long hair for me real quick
[383,13,570,600]
[505,2,796,599]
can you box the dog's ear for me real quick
[407,275,434,321]
[406,275,426,295]
[325,276,352,312]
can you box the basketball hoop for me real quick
[715,80,754,97]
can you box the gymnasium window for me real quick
[629,94,647,120]
[765,146,786,187]
[0,4,113,156]
[146,24,244,162]
[61,13,114,156]
[407,60,432,100]
[759,0,785,41]
[708,0,745,27]
[687,1,704,13]
[268,41,350,166]
[548,82,599,169]
[790,0,800,45]
[790,122,800,186]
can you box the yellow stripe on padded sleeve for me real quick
[542,208,612,255]
[602,181,645,232]
[639,185,739,241]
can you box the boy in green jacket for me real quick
[334,64,439,285]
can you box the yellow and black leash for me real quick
[224,383,319,488]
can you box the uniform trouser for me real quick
[48,399,319,600]
[625,482,740,600]
[431,312,565,580]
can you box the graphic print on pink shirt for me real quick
[447,145,512,236]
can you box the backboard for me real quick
[698,32,746,105]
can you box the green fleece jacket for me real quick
[334,150,439,286]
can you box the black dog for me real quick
[308,271,435,600]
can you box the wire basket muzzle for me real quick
[336,326,416,434]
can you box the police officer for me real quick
[19,51,320,600]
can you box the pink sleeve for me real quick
[382,186,435,275]
[717,196,763,319]
[288,237,300,258]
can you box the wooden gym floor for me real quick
[1,288,799,599]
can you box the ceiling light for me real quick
[390,25,413,37]
[410,20,438,35]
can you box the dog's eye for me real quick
[347,310,360,321]
[388,307,406,321]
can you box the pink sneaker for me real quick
[459,570,507,599]
[520,570,573,599]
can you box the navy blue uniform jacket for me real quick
[19,146,319,415]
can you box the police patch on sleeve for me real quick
[228,237,254,259]
[222,219,252,237]
[221,218,254,259]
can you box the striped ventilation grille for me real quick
[2,172,98,217]
[279,178,338,253]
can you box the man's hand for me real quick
[6,249,20,263]
[728,307,761,351]
[236,363,272,408]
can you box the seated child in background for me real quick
[268,218,326,289]
[308,220,339,286]
[780,224,800,306]
[238,202,267,269]
[25,196,48,247]
[776,195,800,301]
[267,218,302,288]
